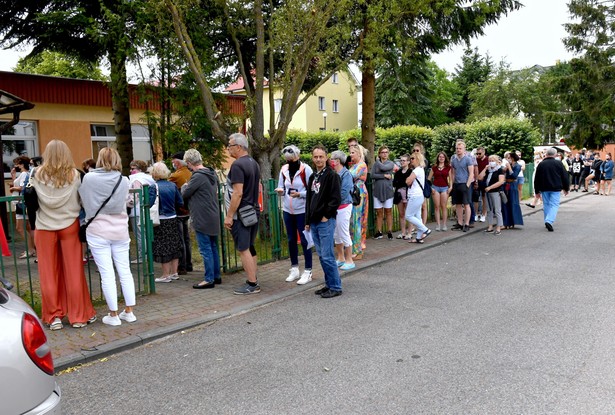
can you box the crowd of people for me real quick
[14,135,580,325]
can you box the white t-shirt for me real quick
[408,167,425,198]
[518,159,526,178]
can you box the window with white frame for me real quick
[332,73,339,84]
[91,124,152,162]
[318,96,325,111]
[274,99,282,113]
[1,120,38,178]
[333,100,339,113]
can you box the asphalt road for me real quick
[58,195,615,414]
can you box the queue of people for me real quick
[19,135,583,327]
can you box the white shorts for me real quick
[373,197,394,209]
[334,204,352,247]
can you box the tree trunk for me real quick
[108,45,134,176]
[361,58,376,165]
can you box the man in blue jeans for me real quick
[305,145,342,298]
[534,147,570,231]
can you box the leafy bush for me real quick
[375,125,435,161]
[465,117,541,161]
[431,123,468,160]
[285,130,342,154]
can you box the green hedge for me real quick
[282,117,541,165]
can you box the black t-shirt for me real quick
[226,155,261,209]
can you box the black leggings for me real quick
[571,173,581,186]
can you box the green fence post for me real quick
[218,181,229,273]
[142,185,155,294]
[268,179,282,260]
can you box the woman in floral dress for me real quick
[349,145,368,259]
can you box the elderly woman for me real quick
[30,139,96,330]
[128,160,156,262]
[405,152,431,243]
[478,155,506,235]
[149,162,184,283]
[371,145,396,240]
[79,147,136,326]
[275,145,313,284]
[349,144,369,259]
[182,149,221,289]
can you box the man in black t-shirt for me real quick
[224,133,262,295]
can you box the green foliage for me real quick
[431,123,468,159]
[285,130,341,155]
[464,117,541,161]
[14,51,107,81]
[375,125,434,161]
[448,48,493,123]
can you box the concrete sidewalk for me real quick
[48,192,584,371]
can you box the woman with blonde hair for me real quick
[30,139,96,330]
[349,144,369,259]
[405,152,432,244]
[79,147,136,326]
[149,162,184,283]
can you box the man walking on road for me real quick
[224,133,262,294]
[534,147,570,232]
[306,145,343,298]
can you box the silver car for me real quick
[0,286,62,414]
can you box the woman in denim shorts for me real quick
[427,151,452,231]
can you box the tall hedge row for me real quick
[282,117,540,165]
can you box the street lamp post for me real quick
[323,112,327,131]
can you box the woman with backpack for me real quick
[275,145,314,285]
[405,153,432,244]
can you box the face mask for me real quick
[489,161,497,168]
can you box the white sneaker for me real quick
[119,310,137,323]
[441,226,447,231]
[285,267,300,282]
[169,273,180,280]
[480,215,486,222]
[297,270,313,285]
[474,215,479,222]
[155,276,173,283]
[130,258,142,264]
[435,225,441,231]
[102,314,122,326]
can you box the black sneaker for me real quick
[315,287,329,295]
[214,277,222,285]
[451,223,463,231]
[233,281,261,295]
[373,232,383,240]
[463,225,470,232]
[545,222,554,232]
[387,232,393,240]
[321,290,342,298]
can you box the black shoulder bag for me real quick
[23,168,39,230]
[79,175,123,243]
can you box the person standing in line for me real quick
[473,147,489,221]
[79,147,137,326]
[477,155,506,235]
[348,145,369,259]
[149,162,184,282]
[10,155,35,259]
[580,150,594,192]
[502,152,524,229]
[427,151,452,232]
[305,145,342,298]
[330,150,355,270]
[224,133,262,295]
[450,141,474,232]
[515,150,526,202]
[534,147,570,232]
[181,149,221,289]
[371,145,396,240]
[393,154,412,239]
[128,160,156,262]
[600,153,613,196]
[169,151,193,275]
[413,142,430,225]
[275,145,313,285]
[570,153,583,192]
[405,152,432,244]
[31,139,96,330]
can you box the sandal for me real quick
[484,229,494,233]
[409,238,424,244]
[494,230,502,235]
[419,229,432,240]
[396,233,404,239]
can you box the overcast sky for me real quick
[0,1,576,75]
[433,0,577,74]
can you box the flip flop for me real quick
[409,239,424,244]
[484,229,494,233]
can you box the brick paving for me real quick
[31,193,583,371]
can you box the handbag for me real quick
[237,204,259,227]
[150,183,160,226]
[80,175,123,243]
[351,184,361,206]
[415,176,432,198]
[499,190,508,204]
[23,169,39,229]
